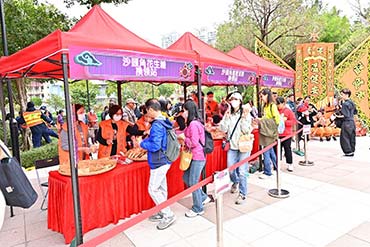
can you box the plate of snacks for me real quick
[58,157,117,176]
[126,148,147,161]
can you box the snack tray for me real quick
[58,160,117,176]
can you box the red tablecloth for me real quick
[48,140,226,243]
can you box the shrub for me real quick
[20,140,58,169]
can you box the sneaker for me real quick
[230,183,239,194]
[149,212,164,222]
[287,164,293,172]
[185,209,204,218]
[259,173,272,179]
[156,215,176,230]
[235,194,246,205]
[202,196,212,205]
[344,152,354,157]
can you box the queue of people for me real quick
[47,87,362,232]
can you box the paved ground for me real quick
[1,135,370,247]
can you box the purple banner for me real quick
[261,74,294,88]
[202,64,256,85]
[69,46,195,82]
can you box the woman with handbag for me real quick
[276,96,296,172]
[258,88,280,179]
[219,91,253,205]
[179,100,211,217]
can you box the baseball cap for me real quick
[229,92,243,101]
[126,98,136,104]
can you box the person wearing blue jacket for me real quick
[140,98,176,230]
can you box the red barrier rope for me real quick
[81,129,301,246]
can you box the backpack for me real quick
[163,127,181,162]
[200,130,214,154]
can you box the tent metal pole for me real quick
[255,76,264,172]
[86,80,90,111]
[196,66,207,193]
[117,81,122,106]
[0,79,7,146]
[196,66,204,121]
[256,76,261,118]
[183,83,187,100]
[62,53,83,245]
[0,0,20,163]
[1,0,18,218]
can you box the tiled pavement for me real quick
[1,136,370,246]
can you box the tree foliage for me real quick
[216,0,365,68]
[63,0,130,8]
[69,81,99,108]
[30,97,42,108]
[45,94,65,113]
[1,0,75,56]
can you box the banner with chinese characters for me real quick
[202,64,256,86]
[260,75,294,88]
[334,36,370,124]
[69,46,195,82]
[295,43,335,103]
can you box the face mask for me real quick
[231,100,240,109]
[113,114,122,121]
[77,114,85,122]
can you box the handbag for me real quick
[179,150,192,171]
[0,142,38,208]
[222,111,242,151]
[222,138,230,151]
[238,134,254,153]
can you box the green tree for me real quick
[216,0,318,66]
[216,0,364,68]
[30,97,42,107]
[0,0,74,56]
[45,94,65,113]
[69,81,99,109]
[63,0,130,8]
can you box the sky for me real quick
[44,0,368,47]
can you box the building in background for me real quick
[161,26,216,48]
[27,81,64,101]
[27,80,114,109]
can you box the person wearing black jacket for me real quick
[338,89,357,156]
[17,101,58,148]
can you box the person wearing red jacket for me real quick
[276,97,297,172]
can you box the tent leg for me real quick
[62,53,83,245]
[117,81,122,106]
[86,80,90,111]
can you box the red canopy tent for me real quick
[168,32,258,86]
[228,45,295,88]
[0,6,198,245]
[0,5,196,80]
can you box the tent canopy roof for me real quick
[228,45,294,79]
[0,5,196,79]
[168,32,258,74]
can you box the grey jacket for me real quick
[219,110,252,150]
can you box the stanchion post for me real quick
[268,139,289,198]
[298,126,314,166]
[215,194,223,247]
[214,169,230,247]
